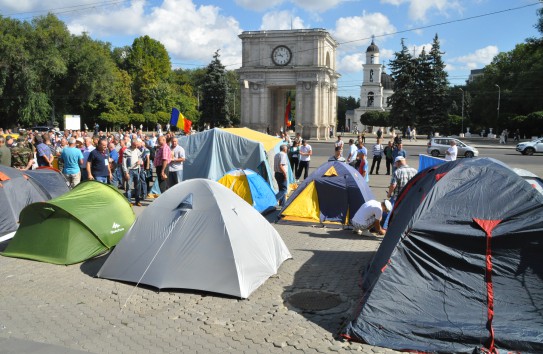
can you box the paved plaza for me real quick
[0,136,518,353]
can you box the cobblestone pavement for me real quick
[0,214,403,354]
[0,138,408,354]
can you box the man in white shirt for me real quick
[335,135,344,157]
[347,139,358,167]
[296,139,312,181]
[352,199,392,236]
[168,137,185,187]
[445,140,458,161]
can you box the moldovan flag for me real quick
[170,108,192,133]
[284,94,292,128]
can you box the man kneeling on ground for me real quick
[351,199,392,236]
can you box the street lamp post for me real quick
[495,84,501,122]
[459,88,464,136]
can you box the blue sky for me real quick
[1,0,541,98]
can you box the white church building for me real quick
[350,40,394,133]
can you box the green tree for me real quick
[126,35,172,114]
[200,50,230,127]
[337,96,358,131]
[425,34,449,132]
[388,38,416,134]
[360,111,390,127]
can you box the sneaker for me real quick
[357,230,363,236]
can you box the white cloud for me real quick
[332,11,396,51]
[337,53,364,73]
[234,0,284,12]
[61,0,243,68]
[380,0,462,22]
[260,10,307,30]
[451,45,498,69]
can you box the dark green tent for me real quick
[2,181,135,265]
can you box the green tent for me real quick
[2,181,135,265]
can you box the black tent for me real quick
[343,158,543,353]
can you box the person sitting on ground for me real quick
[328,146,346,162]
[352,199,392,236]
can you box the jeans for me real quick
[63,172,81,188]
[139,169,148,199]
[275,172,287,206]
[296,160,310,180]
[95,176,108,184]
[126,169,141,203]
[168,170,183,188]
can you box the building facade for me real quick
[237,29,340,140]
[353,40,394,133]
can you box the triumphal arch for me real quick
[237,29,340,140]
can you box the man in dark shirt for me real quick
[86,138,112,183]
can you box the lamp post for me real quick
[495,84,501,122]
[459,88,464,136]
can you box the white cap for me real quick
[383,199,392,212]
[394,156,405,163]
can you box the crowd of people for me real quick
[0,127,186,207]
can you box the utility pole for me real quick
[495,84,501,122]
[459,88,464,136]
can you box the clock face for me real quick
[272,45,292,66]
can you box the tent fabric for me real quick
[2,181,135,265]
[0,165,68,237]
[418,153,446,171]
[97,179,292,299]
[278,161,374,226]
[343,158,543,353]
[217,169,277,214]
[221,127,296,189]
[25,167,70,199]
[178,128,276,191]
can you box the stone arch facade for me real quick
[237,29,340,140]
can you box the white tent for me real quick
[97,179,292,298]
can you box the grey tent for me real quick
[98,179,292,298]
[178,128,276,191]
[0,165,69,238]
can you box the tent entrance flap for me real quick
[282,181,319,221]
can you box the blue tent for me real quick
[278,161,375,226]
[218,169,277,214]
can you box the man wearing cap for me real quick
[351,199,391,236]
[10,137,34,170]
[60,137,84,188]
[0,136,11,166]
[387,156,417,202]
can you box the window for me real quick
[367,92,374,107]
[369,69,374,82]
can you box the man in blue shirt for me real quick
[108,141,120,188]
[60,137,84,188]
[86,138,112,183]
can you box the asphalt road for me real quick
[298,138,543,203]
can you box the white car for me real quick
[516,137,543,155]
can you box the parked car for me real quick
[29,126,53,132]
[427,137,479,158]
[516,137,543,155]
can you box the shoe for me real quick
[147,194,155,199]
[135,202,142,207]
[376,172,379,175]
[357,230,363,236]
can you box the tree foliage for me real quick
[360,111,390,127]
[200,50,230,127]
